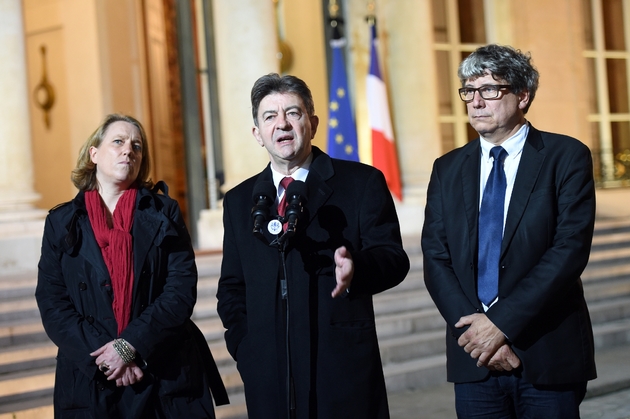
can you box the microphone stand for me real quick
[278,232,296,419]
[273,184,305,419]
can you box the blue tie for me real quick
[477,146,508,306]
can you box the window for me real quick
[433,0,487,153]
[583,0,630,186]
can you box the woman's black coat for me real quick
[36,185,228,418]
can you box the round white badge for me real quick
[267,219,283,235]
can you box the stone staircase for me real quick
[1,216,629,419]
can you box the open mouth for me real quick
[276,135,293,143]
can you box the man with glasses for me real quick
[422,44,597,417]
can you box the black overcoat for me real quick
[217,147,409,419]
[36,185,228,418]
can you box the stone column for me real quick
[0,0,41,215]
[0,0,46,275]
[197,0,279,249]
[347,0,442,236]
[381,0,442,236]
[212,0,279,191]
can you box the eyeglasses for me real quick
[458,85,512,102]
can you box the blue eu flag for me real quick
[326,38,359,161]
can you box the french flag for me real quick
[367,23,402,201]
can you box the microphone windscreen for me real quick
[252,181,277,203]
[286,180,308,202]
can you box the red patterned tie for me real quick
[278,177,294,218]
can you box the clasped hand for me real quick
[455,313,521,371]
[91,340,143,387]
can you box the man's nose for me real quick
[276,113,291,129]
[471,90,485,107]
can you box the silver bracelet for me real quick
[113,338,136,364]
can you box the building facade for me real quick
[1,0,629,272]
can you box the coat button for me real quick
[86,315,94,324]
[79,282,87,291]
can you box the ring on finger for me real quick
[99,362,110,373]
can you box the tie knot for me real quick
[280,176,294,191]
[490,146,508,163]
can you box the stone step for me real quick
[0,367,54,407]
[1,219,629,418]
[0,342,56,374]
[587,296,630,324]
[0,273,36,300]
[0,402,52,419]
[592,217,630,235]
[591,233,630,251]
[0,300,40,324]
[0,320,47,348]
[379,330,445,364]
[592,318,630,348]
[375,307,445,339]
[373,289,434,317]
[584,275,630,302]
[383,354,447,393]
[215,391,248,419]
[586,249,630,271]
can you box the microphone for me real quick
[280,180,308,243]
[251,181,276,236]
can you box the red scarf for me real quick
[85,188,138,336]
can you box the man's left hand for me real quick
[455,313,505,367]
[487,344,521,372]
[332,246,354,298]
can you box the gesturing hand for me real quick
[332,246,354,298]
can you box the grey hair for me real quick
[458,44,539,114]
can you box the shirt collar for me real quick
[271,153,312,193]
[479,122,529,160]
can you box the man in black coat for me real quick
[422,44,597,418]
[217,73,409,419]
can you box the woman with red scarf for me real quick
[36,114,228,418]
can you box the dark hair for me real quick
[71,113,153,191]
[250,73,315,125]
[458,44,540,114]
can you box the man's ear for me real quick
[252,126,264,147]
[309,115,320,139]
[518,90,531,111]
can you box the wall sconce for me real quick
[33,45,55,129]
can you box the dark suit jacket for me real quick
[36,185,228,418]
[217,147,409,419]
[421,125,597,385]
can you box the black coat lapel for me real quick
[304,147,334,225]
[462,141,481,260]
[132,191,165,293]
[502,126,545,254]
